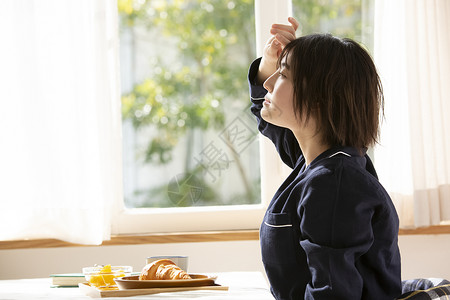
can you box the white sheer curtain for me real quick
[374,0,450,228]
[0,0,122,244]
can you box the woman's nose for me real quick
[263,71,276,92]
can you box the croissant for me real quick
[139,259,192,280]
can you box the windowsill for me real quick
[0,230,260,250]
[398,224,450,235]
[1,225,450,250]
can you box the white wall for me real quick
[1,234,449,281]
[398,234,450,280]
[0,240,264,280]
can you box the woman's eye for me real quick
[279,72,285,78]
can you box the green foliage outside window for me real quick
[120,0,255,165]
[119,0,257,208]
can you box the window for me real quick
[112,0,374,234]
[119,0,259,210]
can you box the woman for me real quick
[249,17,401,299]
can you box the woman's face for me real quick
[261,55,299,130]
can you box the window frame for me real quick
[111,0,293,235]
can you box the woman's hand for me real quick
[256,17,299,85]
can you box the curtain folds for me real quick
[374,0,450,228]
[0,0,122,244]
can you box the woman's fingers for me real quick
[270,28,295,45]
[270,17,300,46]
[271,17,299,36]
[271,25,296,37]
[270,27,295,38]
[274,33,292,47]
[288,17,300,32]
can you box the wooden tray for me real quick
[78,283,229,298]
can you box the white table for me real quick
[0,272,274,300]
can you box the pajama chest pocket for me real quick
[260,212,298,264]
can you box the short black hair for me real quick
[279,34,384,149]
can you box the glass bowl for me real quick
[82,265,133,287]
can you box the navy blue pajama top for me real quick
[248,58,401,300]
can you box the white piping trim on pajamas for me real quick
[264,222,293,228]
[251,97,266,101]
[328,151,351,158]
